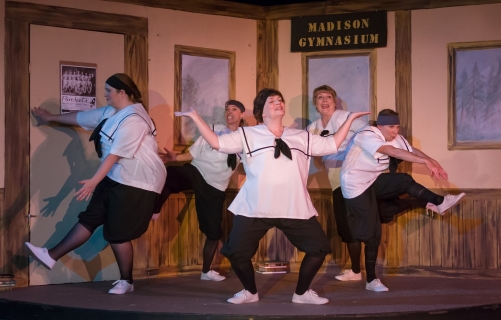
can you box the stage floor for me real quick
[1,267,501,319]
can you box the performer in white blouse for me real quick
[306,85,367,189]
[338,109,465,292]
[153,100,246,282]
[26,73,166,295]
[176,88,369,305]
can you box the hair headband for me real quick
[225,100,245,113]
[105,75,133,96]
[377,114,400,125]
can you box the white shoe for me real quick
[25,242,56,270]
[292,289,329,304]
[108,280,134,294]
[227,289,259,304]
[436,193,465,214]
[335,269,362,281]
[201,270,226,281]
[366,279,389,292]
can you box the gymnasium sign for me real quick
[291,11,387,52]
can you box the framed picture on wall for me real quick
[301,50,376,128]
[174,45,235,150]
[60,61,97,113]
[448,41,501,150]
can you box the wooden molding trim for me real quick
[104,0,501,20]
[172,45,236,150]
[395,11,412,174]
[256,20,279,92]
[301,49,377,123]
[6,1,148,35]
[103,0,266,20]
[4,1,149,286]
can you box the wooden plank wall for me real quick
[133,189,501,277]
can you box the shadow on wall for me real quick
[28,99,112,282]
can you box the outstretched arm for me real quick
[333,112,371,148]
[412,147,448,180]
[159,147,193,163]
[175,108,220,150]
[32,107,79,126]
[378,145,448,180]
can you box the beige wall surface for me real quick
[278,13,396,189]
[412,3,501,189]
[2,0,499,191]
[1,0,257,189]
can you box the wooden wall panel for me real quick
[124,34,149,110]
[0,189,5,274]
[395,10,412,174]
[140,189,501,279]
[256,19,279,93]
[3,19,30,286]
[430,214,442,266]
[441,208,453,268]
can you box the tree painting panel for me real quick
[307,55,371,126]
[455,47,501,142]
[180,55,229,145]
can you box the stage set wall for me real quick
[1,0,501,286]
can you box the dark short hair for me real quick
[253,88,285,123]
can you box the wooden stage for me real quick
[1,266,500,319]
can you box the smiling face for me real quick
[314,91,336,118]
[378,124,400,141]
[262,94,285,121]
[225,104,244,127]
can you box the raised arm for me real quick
[333,112,371,148]
[175,108,220,150]
[378,145,448,180]
[32,107,79,126]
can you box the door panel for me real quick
[29,25,124,285]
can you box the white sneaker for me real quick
[25,242,56,270]
[227,289,259,304]
[436,193,465,214]
[335,269,362,281]
[292,289,329,304]
[366,279,389,292]
[108,280,134,294]
[201,270,226,281]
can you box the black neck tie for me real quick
[389,156,402,174]
[89,119,107,158]
[274,138,292,160]
[227,154,237,171]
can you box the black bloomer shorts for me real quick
[78,177,158,244]
[153,164,225,240]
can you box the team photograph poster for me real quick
[60,62,97,113]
